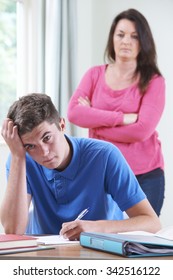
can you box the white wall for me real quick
[76,0,173,227]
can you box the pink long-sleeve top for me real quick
[67,65,165,175]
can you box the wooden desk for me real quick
[1,244,173,260]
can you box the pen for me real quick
[75,207,89,220]
[59,208,89,239]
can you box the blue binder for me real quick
[80,232,173,258]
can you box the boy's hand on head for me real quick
[1,118,25,157]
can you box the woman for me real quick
[67,9,165,216]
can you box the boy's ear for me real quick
[60,125,64,131]
[59,118,66,131]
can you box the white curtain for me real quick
[17,0,78,135]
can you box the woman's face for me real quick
[113,19,140,61]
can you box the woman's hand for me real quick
[78,96,91,107]
[123,113,138,125]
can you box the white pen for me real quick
[60,207,89,236]
[59,208,89,239]
[75,207,89,220]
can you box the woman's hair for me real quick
[7,93,61,135]
[104,8,162,93]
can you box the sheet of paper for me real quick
[37,235,79,245]
[118,226,173,241]
[117,231,154,236]
[156,226,173,240]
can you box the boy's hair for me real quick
[7,93,61,135]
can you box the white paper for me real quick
[118,225,173,241]
[118,231,154,236]
[156,226,173,240]
[37,235,79,245]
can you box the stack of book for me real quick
[0,234,54,255]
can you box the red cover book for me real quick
[0,234,38,250]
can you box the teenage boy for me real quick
[0,93,160,240]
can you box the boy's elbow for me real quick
[149,214,162,233]
[154,217,162,232]
[1,216,27,235]
[3,224,26,235]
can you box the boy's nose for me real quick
[40,145,49,156]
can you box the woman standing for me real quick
[67,9,165,216]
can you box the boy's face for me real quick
[21,120,71,170]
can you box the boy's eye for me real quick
[24,144,35,151]
[43,135,51,142]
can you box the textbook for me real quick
[0,234,55,255]
[80,228,173,258]
[0,245,55,255]
[0,234,38,250]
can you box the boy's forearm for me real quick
[1,156,29,234]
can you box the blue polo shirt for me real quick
[6,136,146,234]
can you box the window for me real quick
[0,0,16,126]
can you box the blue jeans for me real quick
[136,168,165,216]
